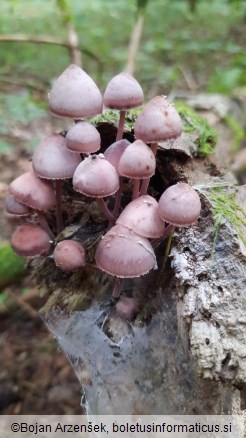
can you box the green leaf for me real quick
[0,245,26,289]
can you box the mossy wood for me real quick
[34,119,246,415]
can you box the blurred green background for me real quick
[0,0,245,152]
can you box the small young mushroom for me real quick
[11,224,51,257]
[118,139,156,199]
[104,139,131,172]
[9,171,55,211]
[134,96,182,195]
[73,154,119,222]
[134,95,182,146]
[95,224,157,297]
[49,64,103,119]
[115,296,138,320]
[66,121,101,154]
[116,195,165,238]
[5,194,31,217]
[32,134,81,233]
[104,72,144,141]
[156,182,201,244]
[53,240,86,271]
[9,171,55,237]
[104,139,130,216]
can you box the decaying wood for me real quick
[172,181,246,385]
[36,112,245,415]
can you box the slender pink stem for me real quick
[116,110,126,141]
[36,212,55,239]
[139,142,158,196]
[151,142,158,156]
[55,180,64,234]
[113,176,123,218]
[132,179,140,200]
[112,277,124,298]
[96,197,116,223]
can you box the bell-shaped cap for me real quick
[158,182,201,226]
[11,224,51,256]
[95,224,157,278]
[33,134,81,180]
[66,121,101,154]
[134,96,182,143]
[9,171,55,211]
[118,139,156,179]
[53,240,86,271]
[104,139,130,172]
[73,154,119,198]
[117,195,165,238]
[49,64,103,119]
[104,72,144,110]
[5,194,31,216]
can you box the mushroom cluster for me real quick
[7,64,201,306]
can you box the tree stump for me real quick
[36,115,246,415]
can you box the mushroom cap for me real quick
[95,224,157,278]
[66,121,101,154]
[49,64,103,119]
[5,194,31,216]
[104,72,144,110]
[118,139,156,179]
[73,154,119,198]
[158,182,201,226]
[104,139,130,172]
[134,95,182,143]
[33,134,81,180]
[53,240,86,271]
[116,297,138,320]
[117,195,165,238]
[9,171,55,211]
[11,224,51,256]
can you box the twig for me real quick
[177,65,198,91]
[3,288,38,319]
[0,35,101,66]
[125,14,145,75]
[67,24,82,66]
[0,77,47,93]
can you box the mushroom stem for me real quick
[112,177,123,218]
[96,198,116,223]
[36,212,55,240]
[152,224,175,249]
[116,110,126,141]
[112,277,124,298]
[163,228,174,264]
[55,180,64,234]
[132,179,140,200]
[139,143,158,196]
[158,229,174,288]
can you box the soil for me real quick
[0,299,83,414]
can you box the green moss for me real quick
[91,107,142,132]
[223,113,245,151]
[175,102,218,156]
[207,188,246,250]
[0,245,26,288]
[92,103,218,158]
